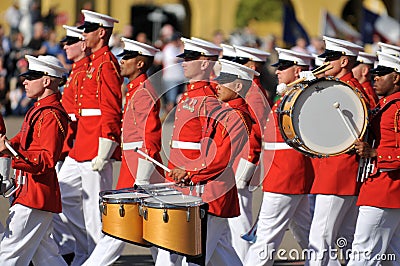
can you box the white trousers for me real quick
[228,188,252,263]
[306,195,358,266]
[0,204,67,266]
[244,192,311,266]
[156,215,242,266]
[55,156,113,266]
[348,206,400,266]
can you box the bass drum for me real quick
[278,78,368,157]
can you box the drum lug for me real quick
[163,209,169,223]
[100,203,107,216]
[143,208,148,220]
[186,208,190,222]
[119,204,125,217]
[200,209,206,219]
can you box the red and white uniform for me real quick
[244,95,314,266]
[59,56,90,161]
[348,92,400,265]
[117,73,162,188]
[308,72,364,266]
[361,80,379,109]
[57,46,123,265]
[0,94,68,265]
[229,77,270,262]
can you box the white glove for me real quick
[276,83,288,95]
[91,138,118,171]
[135,157,155,186]
[235,158,257,190]
[299,71,316,81]
[0,157,12,194]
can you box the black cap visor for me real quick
[271,59,296,69]
[370,65,395,76]
[214,72,238,84]
[117,50,140,59]
[78,22,101,33]
[177,49,203,59]
[19,70,45,80]
[319,49,344,61]
[61,36,82,45]
[221,55,237,62]
[234,57,251,65]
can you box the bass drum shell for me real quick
[142,194,204,256]
[278,78,368,157]
[100,190,150,246]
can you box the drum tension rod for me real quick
[100,203,107,215]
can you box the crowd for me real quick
[0,4,399,266]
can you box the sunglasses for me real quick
[65,39,81,46]
[24,74,44,81]
[121,51,140,60]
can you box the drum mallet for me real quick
[134,147,171,173]
[286,64,333,87]
[333,102,358,139]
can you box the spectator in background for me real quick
[30,0,42,25]
[213,29,226,46]
[291,37,309,54]
[42,30,67,68]
[0,58,10,116]
[307,36,325,55]
[5,1,22,35]
[161,31,185,114]
[27,21,47,56]
[0,25,12,58]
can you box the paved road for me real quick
[0,116,303,265]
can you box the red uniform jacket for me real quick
[262,98,314,194]
[60,56,90,161]
[186,97,252,218]
[0,114,6,158]
[311,72,364,195]
[357,92,400,208]
[361,80,379,108]
[69,46,123,162]
[10,94,68,213]
[116,74,162,188]
[167,81,220,171]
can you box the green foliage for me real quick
[236,0,283,27]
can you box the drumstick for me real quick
[333,102,358,139]
[134,147,171,173]
[5,141,19,158]
[286,64,333,87]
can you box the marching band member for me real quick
[0,55,68,265]
[52,25,90,261]
[157,36,222,266]
[225,45,270,262]
[57,10,123,265]
[349,52,400,265]
[82,38,162,266]
[378,42,400,57]
[307,36,365,265]
[244,48,315,266]
[169,59,255,265]
[352,51,379,106]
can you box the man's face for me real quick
[275,65,297,84]
[120,56,139,78]
[83,28,101,49]
[216,81,238,102]
[352,63,363,81]
[181,57,204,79]
[23,75,46,99]
[63,41,85,61]
[324,55,343,77]
[373,72,399,97]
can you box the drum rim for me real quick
[100,190,150,203]
[142,195,203,208]
[278,77,368,157]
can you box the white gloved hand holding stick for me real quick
[91,137,118,171]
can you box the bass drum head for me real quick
[291,79,367,156]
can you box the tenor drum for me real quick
[141,194,204,256]
[278,78,368,157]
[100,190,150,246]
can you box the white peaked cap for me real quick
[322,36,363,56]
[357,52,376,65]
[234,45,270,62]
[221,44,237,58]
[81,10,119,27]
[378,42,400,57]
[62,25,85,40]
[275,48,314,66]
[180,37,222,56]
[120,37,160,56]
[25,55,67,78]
[376,51,400,73]
[217,59,259,81]
[313,53,325,67]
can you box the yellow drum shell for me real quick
[101,191,150,246]
[142,195,203,256]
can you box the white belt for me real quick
[122,141,143,151]
[263,142,292,150]
[79,109,102,116]
[170,140,201,150]
[68,113,77,121]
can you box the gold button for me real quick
[388,155,392,159]
[378,155,382,158]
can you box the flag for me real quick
[361,7,379,44]
[322,10,361,42]
[283,3,309,47]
